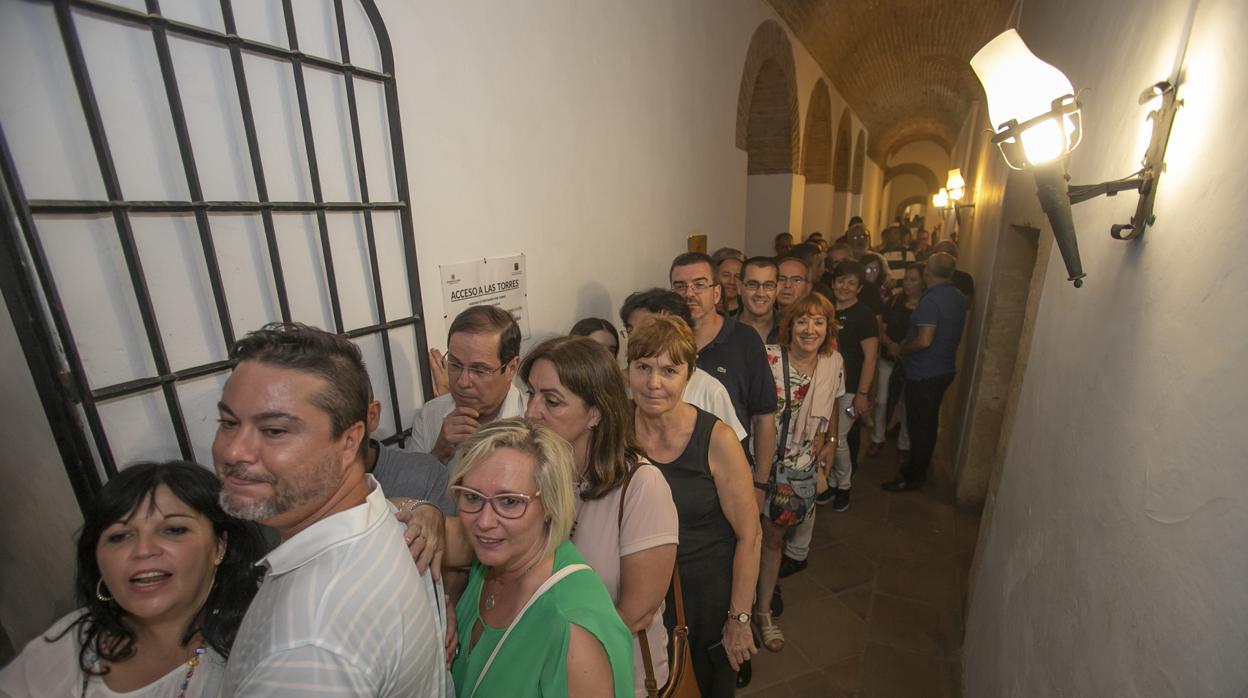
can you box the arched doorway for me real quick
[830,108,853,238]
[800,80,833,240]
[736,20,799,256]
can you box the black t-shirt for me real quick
[882,294,916,357]
[835,300,878,392]
[696,313,778,436]
[859,281,886,317]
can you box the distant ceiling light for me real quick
[971,29,1181,288]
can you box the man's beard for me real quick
[218,454,340,523]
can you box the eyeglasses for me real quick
[742,280,777,292]
[777,275,807,286]
[447,357,506,381]
[671,279,714,294]
[450,485,540,519]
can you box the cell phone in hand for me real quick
[845,403,858,418]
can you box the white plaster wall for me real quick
[0,301,82,649]
[964,0,1248,694]
[744,174,795,257]
[380,0,862,345]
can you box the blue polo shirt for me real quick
[903,282,966,380]
[695,313,777,436]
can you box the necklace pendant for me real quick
[484,593,495,610]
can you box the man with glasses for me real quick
[669,252,777,500]
[408,305,526,464]
[775,255,813,317]
[738,256,781,344]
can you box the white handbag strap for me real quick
[470,563,590,697]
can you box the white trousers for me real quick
[785,393,856,561]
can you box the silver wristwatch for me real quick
[728,611,751,624]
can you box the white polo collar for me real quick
[260,475,391,577]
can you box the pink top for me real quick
[571,462,679,697]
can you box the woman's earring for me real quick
[95,579,113,602]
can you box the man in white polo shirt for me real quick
[214,323,448,696]
[408,305,526,464]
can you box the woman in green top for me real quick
[448,418,633,697]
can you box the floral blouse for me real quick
[766,345,824,472]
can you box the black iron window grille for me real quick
[0,0,432,510]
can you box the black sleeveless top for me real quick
[649,407,736,564]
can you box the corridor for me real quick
[741,441,979,697]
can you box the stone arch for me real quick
[736,20,800,174]
[831,108,853,191]
[801,80,832,183]
[895,195,929,220]
[850,129,867,194]
[883,162,940,193]
[885,133,954,163]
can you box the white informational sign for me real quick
[439,254,529,337]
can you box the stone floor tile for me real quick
[866,592,956,657]
[807,541,877,593]
[837,583,874,622]
[781,594,868,667]
[858,642,958,698]
[876,555,961,609]
[745,634,817,695]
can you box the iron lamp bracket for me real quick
[1065,81,1181,241]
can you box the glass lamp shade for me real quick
[972,30,1082,168]
[946,168,965,190]
[971,29,1074,131]
[946,169,965,200]
[932,189,950,208]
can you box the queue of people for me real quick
[0,222,970,697]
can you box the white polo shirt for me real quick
[405,384,527,454]
[224,477,449,697]
[684,367,749,441]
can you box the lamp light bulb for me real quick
[932,189,949,208]
[1020,117,1067,165]
[949,187,965,201]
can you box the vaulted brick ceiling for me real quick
[768,0,1015,162]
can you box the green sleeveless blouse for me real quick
[451,541,634,697]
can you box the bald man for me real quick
[882,253,966,492]
[931,240,975,313]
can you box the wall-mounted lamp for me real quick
[932,188,950,209]
[970,29,1180,288]
[946,168,966,203]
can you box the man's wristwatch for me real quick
[728,611,751,624]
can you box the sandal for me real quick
[755,612,785,652]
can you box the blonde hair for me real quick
[625,313,696,378]
[450,418,575,558]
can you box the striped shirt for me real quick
[224,476,450,697]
